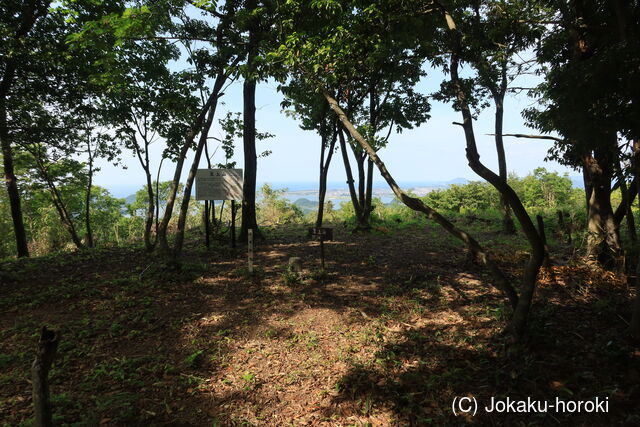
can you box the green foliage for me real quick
[257,184,304,226]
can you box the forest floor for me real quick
[1,219,639,426]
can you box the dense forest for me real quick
[1,0,639,425]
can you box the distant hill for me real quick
[293,198,319,214]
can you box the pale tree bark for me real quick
[583,142,623,270]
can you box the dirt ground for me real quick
[1,221,639,426]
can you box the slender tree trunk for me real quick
[143,166,155,252]
[364,158,374,224]
[492,88,516,234]
[31,152,84,249]
[0,96,29,257]
[324,90,519,309]
[440,6,545,337]
[155,157,164,243]
[157,91,218,253]
[631,140,640,338]
[134,139,155,252]
[338,129,362,219]
[618,174,636,243]
[84,138,94,248]
[0,0,48,258]
[583,165,593,217]
[173,72,227,260]
[316,130,337,228]
[316,133,327,228]
[614,177,637,226]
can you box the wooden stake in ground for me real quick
[231,200,237,250]
[248,228,254,273]
[31,326,59,427]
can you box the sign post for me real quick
[195,169,243,250]
[248,229,254,273]
[231,200,236,250]
[308,227,333,270]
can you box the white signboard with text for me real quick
[195,169,243,200]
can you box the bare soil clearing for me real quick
[1,222,638,426]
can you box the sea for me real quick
[106,176,584,208]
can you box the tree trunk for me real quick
[239,77,261,241]
[31,153,84,249]
[84,138,94,248]
[584,145,623,270]
[441,7,546,337]
[324,91,519,309]
[316,127,337,228]
[31,327,59,427]
[0,0,47,258]
[143,167,155,252]
[631,140,640,338]
[364,158,374,224]
[239,0,261,242]
[492,88,516,234]
[157,91,219,253]
[0,97,29,257]
[338,129,362,219]
[173,71,227,260]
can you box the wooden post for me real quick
[231,200,236,250]
[248,228,253,273]
[31,326,59,427]
[204,200,210,248]
[320,231,325,270]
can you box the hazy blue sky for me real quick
[94,66,575,197]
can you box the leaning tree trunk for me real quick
[173,70,227,260]
[324,91,519,310]
[157,91,219,253]
[440,5,545,337]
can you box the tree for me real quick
[440,0,544,233]
[272,0,519,315]
[524,0,640,270]
[97,30,202,252]
[280,79,338,229]
[1,0,51,257]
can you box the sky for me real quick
[94,65,576,198]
